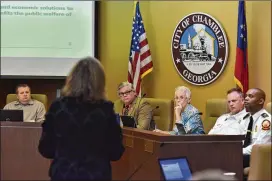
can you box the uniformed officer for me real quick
[243,88,271,168]
[209,88,248,135]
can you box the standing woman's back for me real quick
[38,57,125,181]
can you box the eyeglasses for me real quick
[174,96,187,101]
[119,90,133,97]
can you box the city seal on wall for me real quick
[171,12,229,85]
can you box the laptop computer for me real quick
[120,115,137,128]
[158,157,192,181]
[0,110,23,122]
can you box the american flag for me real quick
[234,0,248,94]
[128,1,153,95]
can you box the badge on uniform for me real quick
[261,113,269,118]
[262,120,270,130]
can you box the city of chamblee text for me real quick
[192,15,225,48]
[172,14,226,50]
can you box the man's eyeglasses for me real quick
[119,90,133,97]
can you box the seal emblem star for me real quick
[176,58,181,63]
[218,58,224,64]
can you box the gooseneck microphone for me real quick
[149,106,160,130]
[152,106,159,112]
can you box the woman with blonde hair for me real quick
[38,57,124,180]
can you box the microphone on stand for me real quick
[140,93,147,99]
[149,106,159,130]
[152,106,160,111]
[141,93,147,98]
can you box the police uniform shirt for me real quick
[3,99,46,122]
[208,109,248,135]
[243,108,271,155]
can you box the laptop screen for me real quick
[0,110,23,122]
[159,157,192,181]
[120,116,136,128]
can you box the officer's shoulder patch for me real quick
[262,120,271,130]
[261,113,269,118]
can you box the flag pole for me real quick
[128,0,153,96]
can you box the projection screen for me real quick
[1,1,96,77]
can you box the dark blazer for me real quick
[38,97,125,180]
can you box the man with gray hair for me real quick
[154,86,205,135]
[114,81,153,130]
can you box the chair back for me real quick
[204,98,228,133]
[145,98,174,131]
[265,102,271,114]
[6,94,48,111]
[248,144,271,180]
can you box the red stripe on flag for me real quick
[128,72,132,83]
[140,39,148,48]
[135,76,141,94]
[235,47,248,93]
[140,50,151,61]
[140,61,153,74]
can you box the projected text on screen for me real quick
[0,1,95,77]
[1,1,94,58]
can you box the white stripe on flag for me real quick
[140,44,149,55]
[140,56,152,67]
[133,56,141,89]
[139,33,147,42]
